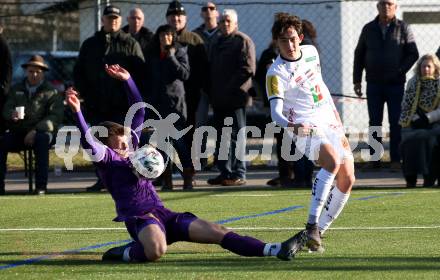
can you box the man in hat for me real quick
[74,4,145,192]
[0,26,12,134]
[122,7,153,58]
[0,55,64,195]
[165,0,209,179]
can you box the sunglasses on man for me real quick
[202,6,216,12]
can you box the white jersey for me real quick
[266,45,338,128]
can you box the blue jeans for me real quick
[0,131,53,190]
[213,107,246,179]
[366,83,404,162]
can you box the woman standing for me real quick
[144,24,193,191]
[399,54,440,187]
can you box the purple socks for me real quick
[220,231,265,257]
[128,241,148,262]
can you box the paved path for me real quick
[2,167,414,195]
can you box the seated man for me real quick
[0,55,64,195]
[65,64,306,263]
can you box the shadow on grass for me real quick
[0,251,102,256]
[1,255,439,271]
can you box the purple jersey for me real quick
[75,78,164,222]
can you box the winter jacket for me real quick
[176,28,208,103]
[193,24,222,59]
[0,34,11,98]
[3,80,64,133]
[0,34,12,132]
[73,29,144,123]
[145,44,190,120]
[122,25,154,58]
[209,30,256,110]
[353,16,419,85]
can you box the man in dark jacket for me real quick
[193,2,221,170]
[0,55,64,195]
[166,0,209,171]
[193,2,221,58]
[207,9,256,186]
[353,0,418,169]
[0,28,12,134]
[122,7,153,58]
[74,5,144,191]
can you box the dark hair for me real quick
[301,19,318,48]
[95,121,129,145]
[149,24,177,55]
[302,20,317,40]
[271,13,302,40]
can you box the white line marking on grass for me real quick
[210,190,440,197]
[1,225,439,232]
[0,228,126,231]
[0,196,97,200]
[211,194,274,197]
[228,226,440,231]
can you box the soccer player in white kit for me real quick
[266,14,356,251]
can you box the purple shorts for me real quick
[124,207,197,245]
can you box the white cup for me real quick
[16,106,25,119]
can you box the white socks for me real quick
[319,186,350,234]
[307,168,336,224]
[263,243,281,256]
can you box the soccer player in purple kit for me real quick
[65,64,306,263]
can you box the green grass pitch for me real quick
[0,188,439,279]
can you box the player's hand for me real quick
[288,123,317,136]
[11,111,19,122]
[105,64,130,81]
[65,87,81,113]
[354,83,362,97]
[166,47,176,57]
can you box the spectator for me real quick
[0,26,12,134]
[122,7,154,58]
[0,55,64,195]
[399,54,440,187]
[353,0,419,170]
[193,2,221,57]
[166,0,209,170]
[193,1,221,170]
[144,24,193,191]
[207,9,256,186]
[74,4,145,192]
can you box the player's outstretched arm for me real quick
[65,87,106,160]
[105,64,145,144]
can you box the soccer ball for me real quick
[130,145,165,179]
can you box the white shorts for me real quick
[289,126,353,164]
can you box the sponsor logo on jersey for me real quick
[310,84,323,103]
[306,56,317,62]
[266,75,280,97]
